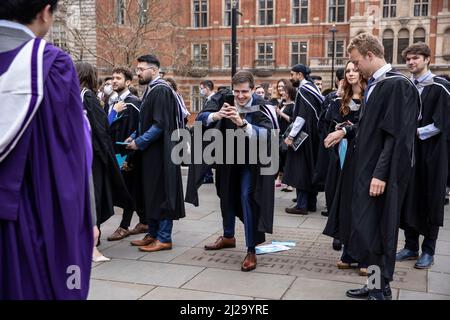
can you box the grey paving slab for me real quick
[272,215,306,228]
[436,240,450,256]
[433,254,450,273]
[172,220,222,233]
[398,289,450,300]
[182,268,296,299]
[438,229,450,242]
[200,211,224,222]
[101,240,148,260]
[140,287,252,300]
[139,245,192,263]
[91,258,204,287]
[428,271,450,295]
[88,279,154,300]
[172,230,217,247]
[282,277,399,300]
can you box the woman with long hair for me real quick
[269,79,288,107]
[75,62,131,262]
[323,61,368,276]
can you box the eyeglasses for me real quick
[233,89,251,95]
[135,67,153,74]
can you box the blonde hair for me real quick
[347,33,384,58]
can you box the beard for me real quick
[138,76,151,85]
[290,79,300,87]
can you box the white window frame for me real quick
[257,0,275,26]
[290,40,308,66]
[327,0,346,23]
[192,0,209,28]
[292,0,309,24]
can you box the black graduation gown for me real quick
[82,89,132,225]
[345,71,419,281]
[282,84,322,191]
[401,77,450,238]
[278,102,294,171]
[109,93,141,211]
[323,98,360,244]
[313,91,338,191]
[185,96,276,245]
[134,82,185,221]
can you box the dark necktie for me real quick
[414,79,419,85]
[364,77,375,104]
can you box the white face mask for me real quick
[103,84,113,96]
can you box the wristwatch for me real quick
[239,119,248,129]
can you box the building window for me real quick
[258,0,274,25]
[382,29,394,63]
[116,0,126,25]
[193,44,208,67]
[444,29,450,59]
[327,40,344,58]
[397,29,410,64]
[139,0,148,25]
[51,22,68,52]
[191,86,202,112]
[224,43,240,68]
[382,0,396,18]
[291,41,308,65]
[257,42,274,61]
[413,28,426,43]
[224,0,240,26]
[292,0,308,24]
[193,0,208,28]
[414,0,429,17]
[328,0,345,23]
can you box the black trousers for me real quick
[404,227,438,256]
[120,209,146,229]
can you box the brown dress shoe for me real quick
[359,268,368,276]
[129,223,149,235]
[107,227,131,241]
[204,236,236,250]
[336,260,358,269]
[241,253,257,272]
[285,207,308,215]
[130,234,155,246]
[138,240,172,252]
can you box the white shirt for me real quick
[0,20,36,38]
[367,63,392,100]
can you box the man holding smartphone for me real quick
[187,71,278,272]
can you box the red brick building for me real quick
[92,0,450,113]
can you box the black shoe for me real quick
[332,238,342,251]
[346,284,392,300]
[414,253,434,269]
[368,291,386,300]
[321,211,328,217]
[202,177,214,184]
[292,198,297,203]
[285,207,308,215]
[308,206,317,213]
[445,198,449,205]
[396,248,419,261]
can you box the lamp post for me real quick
[231,0,238,77]
[329,24,337,89]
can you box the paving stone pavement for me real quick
[89,177,450,300]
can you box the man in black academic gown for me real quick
[325,33,419,300]
[107,67,148,241]
[397,43,450,269]
[186,71,278,272]
[126,55,186,252]
[283,64,324,215]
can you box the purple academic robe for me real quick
[0,38,93,299]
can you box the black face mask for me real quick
[290,79,300,88]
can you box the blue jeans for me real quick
[147,218,173,243]
[240,166,256,249]
[221,166,256,249]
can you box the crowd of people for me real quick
[1,0,449,301]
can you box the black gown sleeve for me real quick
[372,134,395,181]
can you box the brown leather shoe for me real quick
[138,240,172,252]
[359,268,368,276]
[130,234,155,246]
[129,223,149,235]
[285,206,308,215]
[107,227,131,241]
[336,260,358,269]
[241,253,257,272]
[204,236,236,250]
